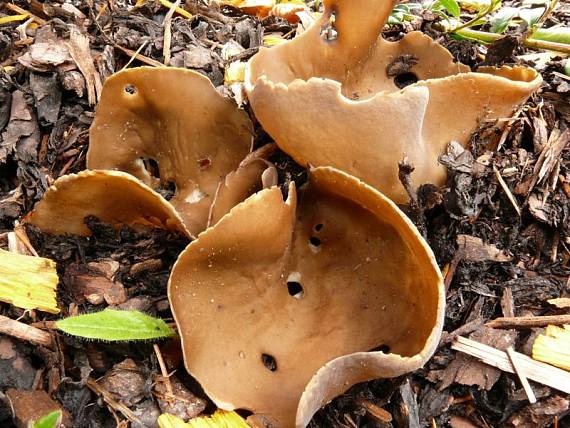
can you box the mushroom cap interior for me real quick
[245,0,542,203]
[168,166,444,427]
[88,67,253,236]
[26,170,189,237]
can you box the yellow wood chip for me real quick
[0,249,59,314]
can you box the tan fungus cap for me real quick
[168,166,445,427]
[88,67,253,236]
[26,170,189,237]
[245,0,542,203]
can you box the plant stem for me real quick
[453,27,570,54]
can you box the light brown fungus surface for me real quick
[88,67,253,236]
[168,167,445,427]
[245,0,542,203]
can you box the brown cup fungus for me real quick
[28,67,272,238]
[88,67,254,236]
[168,166,445,427]
[27,170,189,236]
[245,0,542,204]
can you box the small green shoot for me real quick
[438,0,461,18]
[30,410,62,428]
[56,309,176,341]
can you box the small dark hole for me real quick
[142,158,160,180]
[157,180,176,201]
[394,72,418,89]
[197,157,212,170]
[287,281,304,298]
[261,354,277,372]
[235,409,254,418]
[369,344,391,353]
[314,223,324,232]
[309,236,321,246]
[124,84,137,94]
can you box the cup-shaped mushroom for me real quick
[168,166,445,427]
[245,0,542,203]
[88,67,253,237]
[26,170,190,237]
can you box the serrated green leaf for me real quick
[489,6,518,33]
[439,0,461,18]
[56,309,176,341]
[30,410,61,428]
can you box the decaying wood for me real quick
[487,315,570,329]
[452,336,570,394]
[0,315,53,348]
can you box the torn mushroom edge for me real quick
[25,170,192,238]
[244,28,542,105]
[167,166,445,426]
[294,166,445,428]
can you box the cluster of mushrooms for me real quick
[26,0,541,426]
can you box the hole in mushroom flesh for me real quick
[168,166,445,427]
[262,354,278,372]
[245,0,542,204]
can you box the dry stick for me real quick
[0,315,53,348]
[115,44,163,68]
[506,347,537,404]
[162,0,181,66]
[493,165,521,216]
[153,344,174,397]
[452,336,570,394]
[487,315,570,329]
[4,3,47,25]
[87,378,143,426]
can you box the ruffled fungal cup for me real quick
[168,166,445,427]
[245,0,542,203]
[28,67,274,238]
[88,67,254,236]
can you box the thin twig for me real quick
[87,378,143,425]
[153,344,174,397]
[506,347,537,404]
[486,314,570,329]
[0,315,53,348]
[162,0,181,66]
[494,165,521,216]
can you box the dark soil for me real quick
[1,1,569,427]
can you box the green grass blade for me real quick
[56,309,176,341]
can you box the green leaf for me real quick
[519,7,545,27]
[532,27,570,44]
[439,0,461,17]
[489,6,518,33]
[30,410,61,428]
[56,309,176,341]
[564,59,570,77]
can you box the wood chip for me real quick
[457,234,512,263]
[66,26,102,106]
[452,336,570,394]
[487,315,570,329]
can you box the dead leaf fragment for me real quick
[6,389,72,428]
[457,234,512,262]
